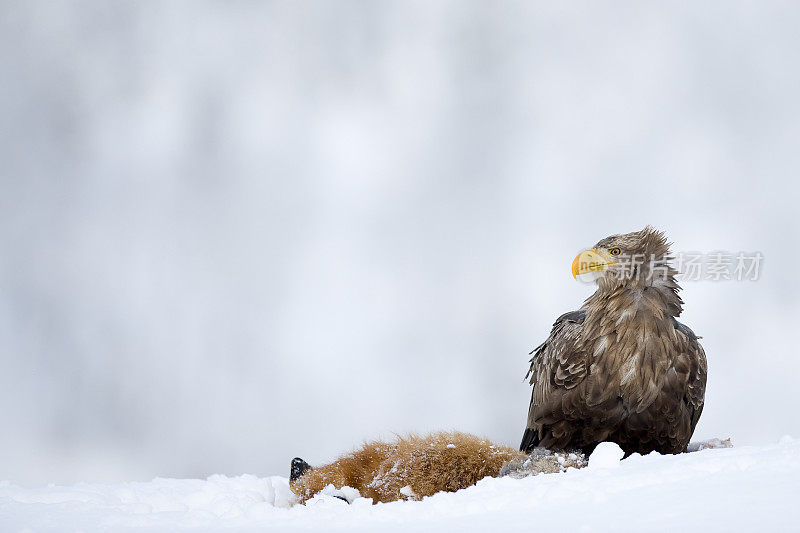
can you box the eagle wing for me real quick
[520,312,708,454]
[672,318,707,434]
[520,310,587,452]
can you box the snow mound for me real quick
[2,438,799,532]
[588,442,625,469]
[686,438,733,452]
[307,484,364,506]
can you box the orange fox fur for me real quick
[290,431,586,504]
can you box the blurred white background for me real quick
[1,1,799,486]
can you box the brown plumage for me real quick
[521,227,707,456]
[290,431,585,504]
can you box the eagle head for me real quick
[571,226,673,289]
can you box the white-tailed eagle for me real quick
[521,227,707,456]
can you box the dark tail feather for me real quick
[520,428,540,453]
[290,457,312,482]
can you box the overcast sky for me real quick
[1,1,799,486]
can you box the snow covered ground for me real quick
[2,437,798,533]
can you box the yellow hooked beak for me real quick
[571,249,617,279]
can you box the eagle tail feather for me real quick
[520,428,539,453]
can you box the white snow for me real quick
[2,438,799,532]
[310,485,363,506]
[399,485,417,499]
[587,442,625,469]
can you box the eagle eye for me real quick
[608,247,621,256]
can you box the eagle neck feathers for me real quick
[579,246,685,409]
